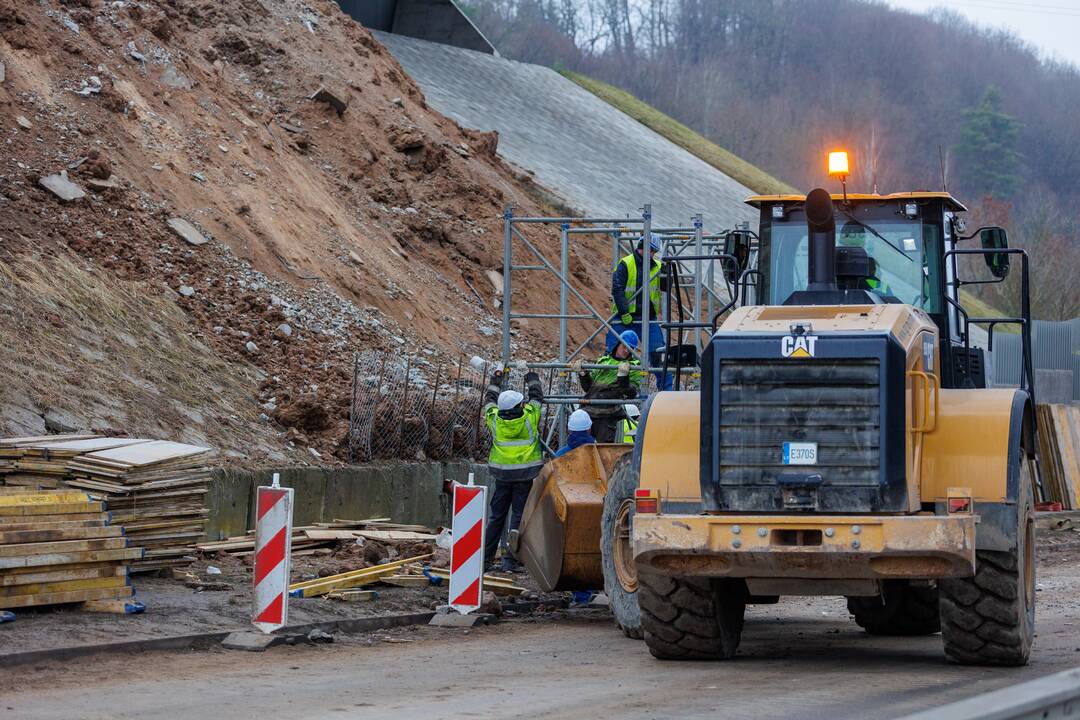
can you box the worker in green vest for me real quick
[482,360,544,572]
[619,403,641,443]
[570,330,642,442]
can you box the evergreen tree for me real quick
[956,87,1021,199]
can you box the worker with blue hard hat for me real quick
[569,329,643,442]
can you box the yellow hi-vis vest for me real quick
[485,402,543,473]
[619,417,638,443]
[612,254,661,316]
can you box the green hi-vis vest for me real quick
[590,355,644,388]
[619,417,638,443]
[485,403,543,471]
[612,254,662,316]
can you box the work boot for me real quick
[500,556,525,573]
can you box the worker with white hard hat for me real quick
[619,403,641,443]
[482,360,544,571]
[554,409,596,458]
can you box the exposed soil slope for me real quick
[0,0,610,462]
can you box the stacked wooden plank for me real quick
[196,518,435,558]
[65,441,212,573]
[0,435,212,573]
[0,436,151,488]
[0,490,139,609]
[1037,404,1080,509]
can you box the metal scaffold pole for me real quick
[693,213,704,352]
[501,205,513,368]
[640,203,652,398]
[558,222,569,447]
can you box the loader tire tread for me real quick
[846,581,940,636]
[638,573,746,660]
[938,450,1035,667]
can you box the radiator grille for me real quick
[718,360,881,486]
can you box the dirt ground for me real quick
[0,540,543,654]
[0,0,615,461]
[1,524,1078,719]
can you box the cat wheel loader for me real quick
[515,153,1041,666]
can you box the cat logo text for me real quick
[781,335,818,358]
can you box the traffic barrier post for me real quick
[448,473,487,614]
[253,473,294,633]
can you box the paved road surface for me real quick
[4,559,1078,720]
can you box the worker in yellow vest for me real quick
[619,403,640,443]
[608,234,672,390]
[482,360,543,571]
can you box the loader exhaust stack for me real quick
[805,187,837,291]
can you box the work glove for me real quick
[617,362,630,377]
[620,313,634,326]
[569,360,584,375]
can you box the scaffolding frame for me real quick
[500,204,744,447]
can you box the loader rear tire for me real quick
[600,454,642,639]
[938,452,1036,666]
[638,573,747,660]
[846,581,940,636]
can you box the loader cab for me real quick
[747,193,996,390]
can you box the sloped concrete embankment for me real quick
[206,462,491,540]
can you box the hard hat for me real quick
[619,329,639,351]
[497,389,524,411]
[624,404,641,418]
[638,233,661,251]
[568,409,592,432]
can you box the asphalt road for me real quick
[4,557,1079,720]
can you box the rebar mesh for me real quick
[347,353,556,462]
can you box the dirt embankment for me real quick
[0,0,610,462]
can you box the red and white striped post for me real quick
[253,472,294,634]
[448,473,487,614]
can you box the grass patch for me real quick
[560,70,797,195]
[959,289,1014,331]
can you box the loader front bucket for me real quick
[514,444,632,591]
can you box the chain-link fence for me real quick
[348,352,579,462]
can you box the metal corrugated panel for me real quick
[992,333,1024,388]
[991,319,1079,401]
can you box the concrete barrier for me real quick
[205,462,491,540]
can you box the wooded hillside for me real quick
[463,0,1080,320]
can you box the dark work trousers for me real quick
[483,480,532,564]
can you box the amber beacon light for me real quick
[828,150,850,200]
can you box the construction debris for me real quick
[196,518,432,558]
[420,566,526,597]
[310,86,349,115]
[38,171,86,202]
[1037,404,1080,509]
[0,435,213,572]
[166,217,209,246]
[288,553,433,598]
[0,490,138,610]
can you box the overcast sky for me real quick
[888,0,1080,68]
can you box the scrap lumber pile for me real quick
[287,557,526,599]
[1037,404,1080,510]
[0,489,139,610]
[0,434,213,572]
[196,518,435,558]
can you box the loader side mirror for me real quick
[723,231,752,283]
[979,227,1010,279]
